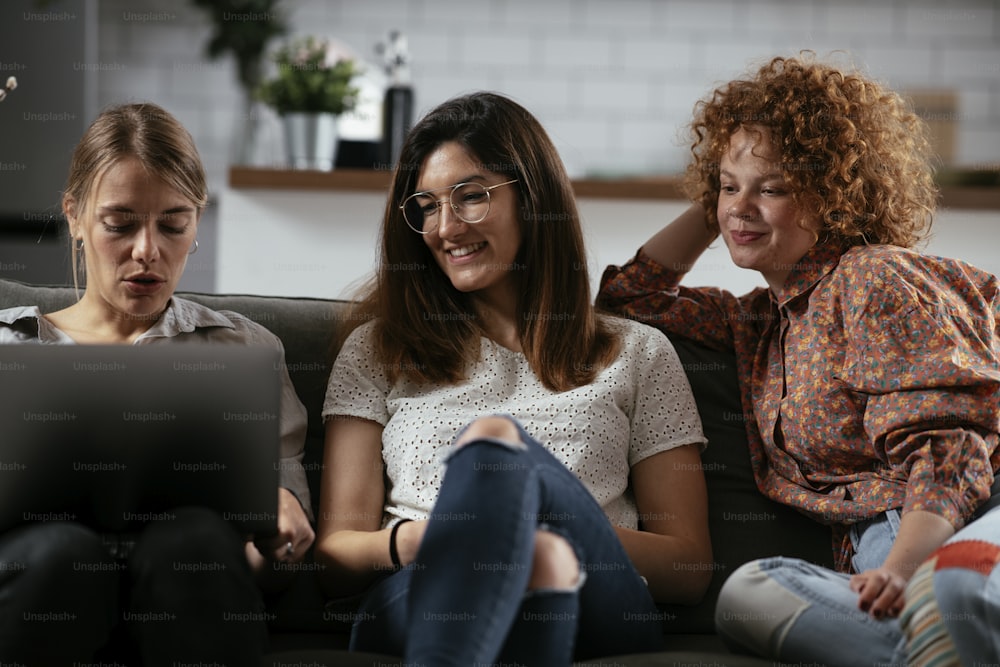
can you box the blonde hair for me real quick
[64,102,207,289]
[684,54,938,249]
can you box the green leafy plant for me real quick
[257,37,359,115]
[189,0,288,96]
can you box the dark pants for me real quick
[350,417,663,666]
[0,506,267,666]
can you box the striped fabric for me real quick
[900,556,960,667]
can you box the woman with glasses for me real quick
[315,91,713,666]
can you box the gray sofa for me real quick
[0,278,836,666]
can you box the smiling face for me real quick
[66,156,199,324]
[717,127,822,294]
[416,141,522,309]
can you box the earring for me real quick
[188,239,199,255]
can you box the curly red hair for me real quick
[683,54,938,249]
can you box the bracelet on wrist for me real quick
[389,519,411,569]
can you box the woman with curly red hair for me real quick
[598,54,1000,665]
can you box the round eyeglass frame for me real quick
[399,179,519,234]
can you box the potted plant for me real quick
[257,36,359,170]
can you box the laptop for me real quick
[0,343,281,535]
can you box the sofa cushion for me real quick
[660,335,834,633]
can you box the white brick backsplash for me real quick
[405,29,459,67]
[495,77,574,115]
[855,46,939,84]
[503,0,584,29]
[821,4,900,38]
[697,40,786,82]
[338,30,394,66]
[941,47,1000,81]
[166,58,235,99]
[284,0,335,26]
[619,117,686,164]
[412,72,507,114]
[459,32,535,68]
[579,0,656,31]
[544,111,612,145]
[547,117,611,167]
[98,63,170,102]
[660,0,740,34]
[86,0,997,194]
[957,126,1000,167]
[542,35,614,71]
[652,80,724,117]
[903,2,996,39]
[126,25,207,64]
[960,89,996,122]
[621,38,692,74]
[741,1,820,36]
[579,77,652,111]
[336,0,422,25]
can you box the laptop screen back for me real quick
[0,343,281,534]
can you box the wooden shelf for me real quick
[229,167,391,192]
[229,167,1000,209]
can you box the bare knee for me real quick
[528,530,579,590]
[455,416,521,448]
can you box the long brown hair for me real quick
[684,53,937,249]
[346,92,618,392]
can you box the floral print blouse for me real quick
[598,242,1000,571]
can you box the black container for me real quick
[381,85,414,170]
[335,140,381,169]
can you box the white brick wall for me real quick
[94,0,1000,193]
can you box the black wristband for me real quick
[389,519,411,569]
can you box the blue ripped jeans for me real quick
[715,510,909,667]
[348,417,663,666]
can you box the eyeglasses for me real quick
[400,179,518,234]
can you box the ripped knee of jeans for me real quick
[525,524,586,596]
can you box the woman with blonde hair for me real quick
[0,102,313,665]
